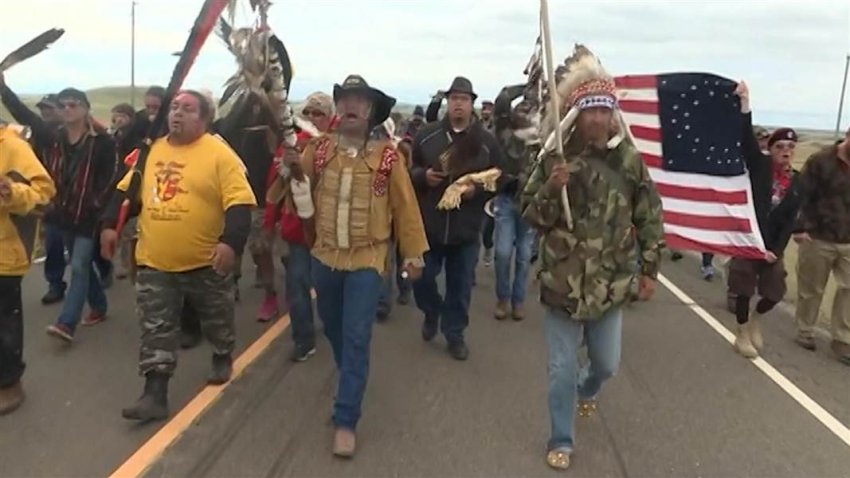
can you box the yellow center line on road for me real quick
[109,290,316,478]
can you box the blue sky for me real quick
[2,0,849,130]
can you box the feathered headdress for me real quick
[539,44,626,156]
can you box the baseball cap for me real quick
[36,94,60,109]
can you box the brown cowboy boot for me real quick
[0,381,25,415]
[494,300,510,320]
[512,303,525,321]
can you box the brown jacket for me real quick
[795,145,850,244]
[303,135,428,274]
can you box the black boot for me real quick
[208,353,233,385]
[421,315,439,342]
[122,372,170,421]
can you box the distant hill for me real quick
[0,85,422,125]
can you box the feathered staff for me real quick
[216,1,298,151]
[114,0,231,236]
[0,28,64,73]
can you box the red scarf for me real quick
[771,161,792,207]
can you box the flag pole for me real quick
[540,0,573,229]
[835,53,849,139]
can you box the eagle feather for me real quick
[0,28,65,73]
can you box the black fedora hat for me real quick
[445,76,477,101]
[333,74,396,127]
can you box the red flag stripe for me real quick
[614,75,657,89]
[663,211,752,233]
[630,125,662,142]
[665,234,765,260]
[652,181,749,205]
[619,99,659,115]
[641,152,662,168]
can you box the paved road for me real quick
[3,253,850,477]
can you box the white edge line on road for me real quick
[658,273,850,449]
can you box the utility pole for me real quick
[836,54,850,139]
[131,0,137,107]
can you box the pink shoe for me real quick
[257,294,279,322]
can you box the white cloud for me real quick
[1,0,848,129]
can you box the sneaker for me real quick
[794,333,817,351]
[81,311,107,327]
[41,288,65,305]
[46,323,74,343]
[701,265,715,281]
[448,341,469,361]
[483,248,493,267]
[291,344,317,363]
[830,340,850,365]
[257,294,279,322]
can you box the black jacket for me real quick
[741,112,802,257]
[410,117,505,246]
[1,84,118,236]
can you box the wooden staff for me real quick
[540,0,573,230]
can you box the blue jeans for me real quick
[413,242,478,344]
[43,223,66,292]
[493,194,535,305]
[57,235,107,331]
[312,259,383,430]
[545,306,622,451]
[284,243,315,348]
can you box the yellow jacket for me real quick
[0,126,56,276]
[304,135,428,275]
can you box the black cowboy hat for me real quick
[445,76,478,101]
[333,74,396,126]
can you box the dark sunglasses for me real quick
[59,102,81,110]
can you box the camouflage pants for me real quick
[135,266,236,376]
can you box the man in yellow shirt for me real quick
[0,121,56,415]
[101,90,257,421]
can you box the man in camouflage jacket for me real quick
[519,45,664,470]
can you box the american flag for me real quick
[615,73,767,259]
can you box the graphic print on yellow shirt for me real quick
[118,134,257,272]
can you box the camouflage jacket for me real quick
[520,139,664,320]
[498,131,540,202]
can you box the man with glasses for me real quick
[41,88,118,343]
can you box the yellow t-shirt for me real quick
[117,134,257,272]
